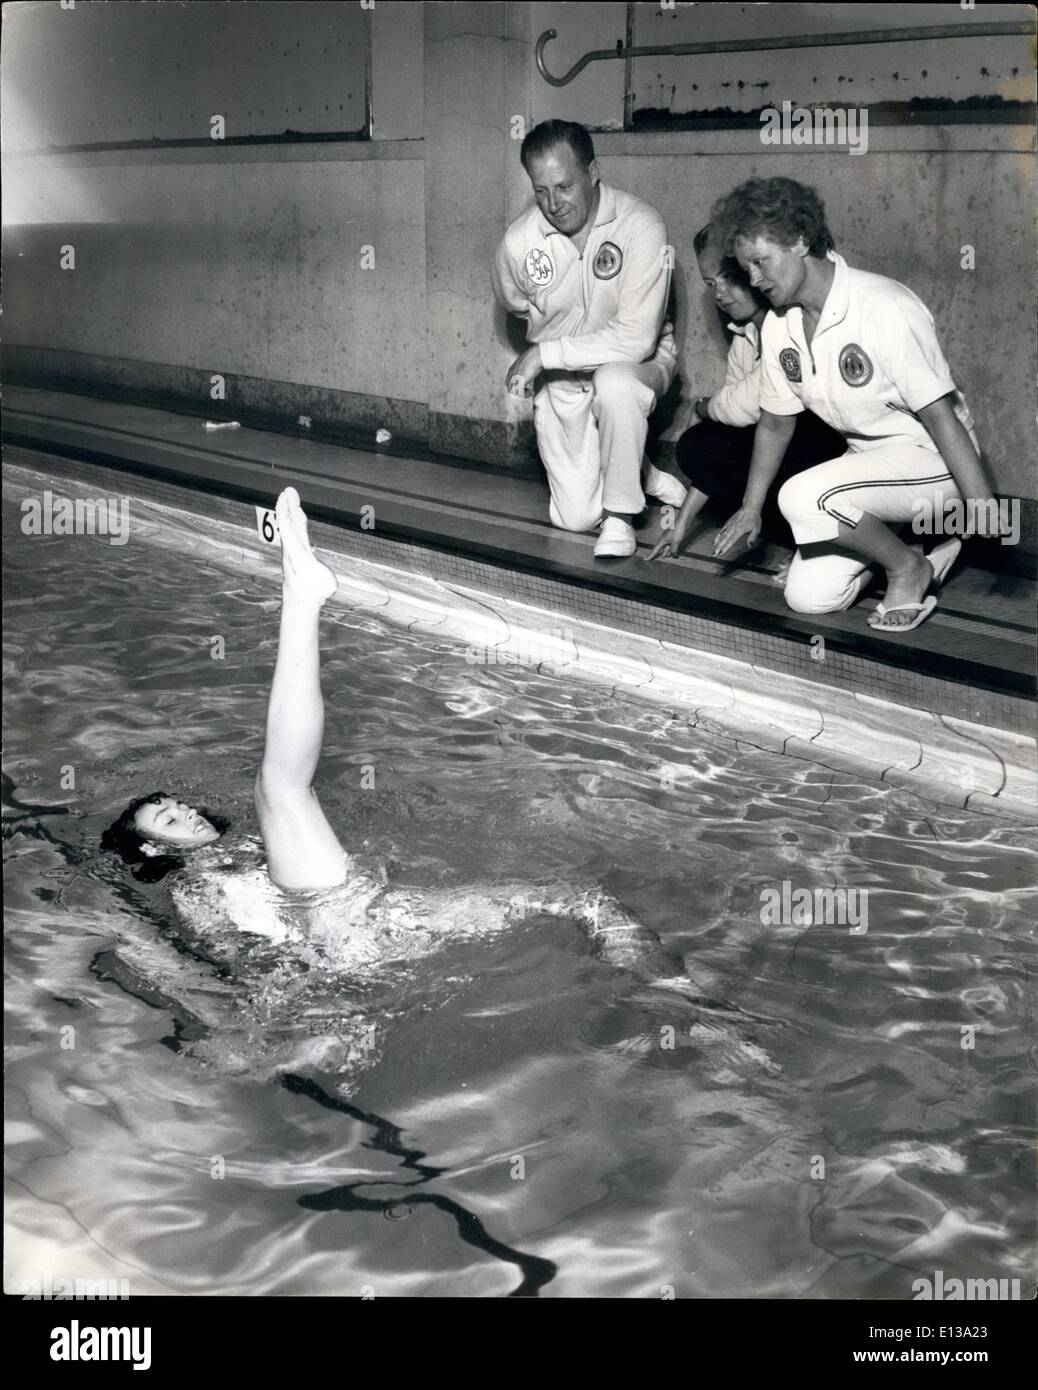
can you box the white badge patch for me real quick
[525,248,554,286]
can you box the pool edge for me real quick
[5,456,1035,824]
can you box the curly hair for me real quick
[711,177,835,259]
[101,791,228,885]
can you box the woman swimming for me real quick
[102,487,688,986]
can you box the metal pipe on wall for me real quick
[535,20,1036,88]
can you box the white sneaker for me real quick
[594,516,637,558]
[644,463,688,508]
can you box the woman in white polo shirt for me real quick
[710,177,995,632]
[647,221,845,565]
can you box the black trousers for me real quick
[675,412,847,540]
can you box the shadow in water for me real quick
[8,767,557,1294]
[80,937,559,1295]
[283,1073,558,1297]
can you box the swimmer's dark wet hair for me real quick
[101,792,229,885]
[712,177,835,259]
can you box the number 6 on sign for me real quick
[255,506,281,546]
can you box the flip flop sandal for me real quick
[927,537,962,588]
[869,595,938,633]
[869,538,961,634]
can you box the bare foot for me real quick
[867,550,932,629]
[276,487,337,603]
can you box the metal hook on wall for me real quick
[535,21,1034,89]
[535,29,622,88]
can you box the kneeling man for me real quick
[492,120,685,557]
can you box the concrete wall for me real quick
[1,1,371,147]
[5,156,426,408]
[3,1,1035,497]
[630,2,1033,116]
[3,0,427,439]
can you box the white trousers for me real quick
[777,443,966,615]
[532,359,672,532]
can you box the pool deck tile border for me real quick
[5,391,1033,721]
[4,455,1035,822]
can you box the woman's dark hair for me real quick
[101,791,229,884]
[694,221,769,323]
[520,119,596,173]
[712,177,835,259]
[693,221,755,289]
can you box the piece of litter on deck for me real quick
[375,428,392,445]
[204,420,241,431]
[297,415,312,429]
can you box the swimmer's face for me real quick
[134,797,221,850]
[696,245,761,323]
[734,232,808,309]
[525,143,599,238]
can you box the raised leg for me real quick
[254,488,350,891]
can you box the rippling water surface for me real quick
[4,475,1035,1298]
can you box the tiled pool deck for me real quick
[4,387,1035,821]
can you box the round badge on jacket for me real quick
[839,342,873,387]
[525,248,554,286]
[592,242,623,280]
[779,347,803,383]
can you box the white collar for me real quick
[727,319,761,343]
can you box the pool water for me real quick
[4,468,1035,1298]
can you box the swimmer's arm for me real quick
[505,888,686,984]
[506,888,629,934]
[420,886,643,951]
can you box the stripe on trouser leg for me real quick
[783,454,958,545]
[823,506,860,528]
[818,470,953,516]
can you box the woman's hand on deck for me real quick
[646,509,692,562]
[713,506,762,558]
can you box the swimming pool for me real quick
[4,463,1035,1298]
